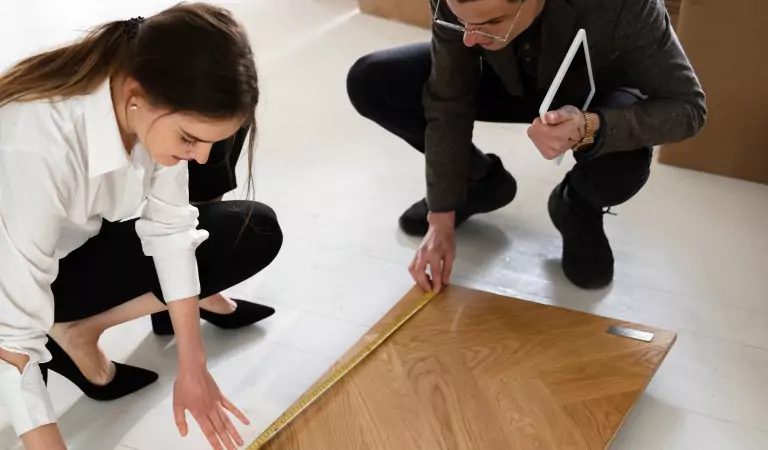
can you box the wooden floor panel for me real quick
[260,285,676,450]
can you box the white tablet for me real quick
[538,28,595,164]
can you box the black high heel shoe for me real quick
[40,336,158,401]
[151,299,276,336]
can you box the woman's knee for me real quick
[194,201,282,297]
[235,201,283,261]
[198,200,283,265]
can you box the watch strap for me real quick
[573,111,597,151]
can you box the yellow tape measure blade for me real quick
[248,290,437,449]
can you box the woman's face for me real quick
[130,104,245,168]
[119,78,246,167]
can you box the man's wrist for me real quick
[589,110,601,133]
[574,111,600,151]
[427,211,455,228]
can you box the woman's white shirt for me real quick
[0,80,208,436]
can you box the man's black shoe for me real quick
[399,154,517,237]
[548,179,614,289]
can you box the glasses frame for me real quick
[432,0,526,42]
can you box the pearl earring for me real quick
[130,104,138,110]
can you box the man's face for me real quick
[445,0,528,51]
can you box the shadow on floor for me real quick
[1,322,269,450]
[543,257,613,312]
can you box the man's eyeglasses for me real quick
[432,0,526,42]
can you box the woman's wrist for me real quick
[166,298,207,370]
[177,337,206,370]
[179,351,207,372]
[20,423,67,450]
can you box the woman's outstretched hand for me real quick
[174,362,250,450]
[167,297,250,449]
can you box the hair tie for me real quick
[123,16,145,41]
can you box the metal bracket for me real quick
[607,325,654,342]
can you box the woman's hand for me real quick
[0,347,30,374]
[174,362,250,450]
[166,298,250,449]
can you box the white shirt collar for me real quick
[83,79,130,178]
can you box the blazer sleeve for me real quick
[590,0,707,157]
[422,0,483,213]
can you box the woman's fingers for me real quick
[218,404,245,447]
[174,402,188,437]
[222,396,250,426]
[175,371,247,449]
[198,415,223,450]
[210,409,236,450]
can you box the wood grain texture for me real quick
[260,285,676,450]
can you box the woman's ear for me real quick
[122,76,147,109]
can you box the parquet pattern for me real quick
[260,285,676,450]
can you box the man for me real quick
[346,0,706,291]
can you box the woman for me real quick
[0,3,282,450]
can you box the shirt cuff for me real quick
[153,250,201,302]
[0,360,57,436]
[426,181,466,213]
[579,109,608,159]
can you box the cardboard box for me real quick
[665,0,681,31]
[358,0,432,28]
[657,0,768,185]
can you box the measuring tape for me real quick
[247,290,438,449]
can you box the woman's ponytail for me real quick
[0,19,137,107]
[0,3,260,200]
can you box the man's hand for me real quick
[409,212,456,294]
[527,105,589,160]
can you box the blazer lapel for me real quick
[536,0,579,90]
[482,46,525,97]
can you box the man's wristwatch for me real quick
[572,111,598,151]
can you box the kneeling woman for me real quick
[0,4,281,449]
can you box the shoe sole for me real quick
[399,178,518,238]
